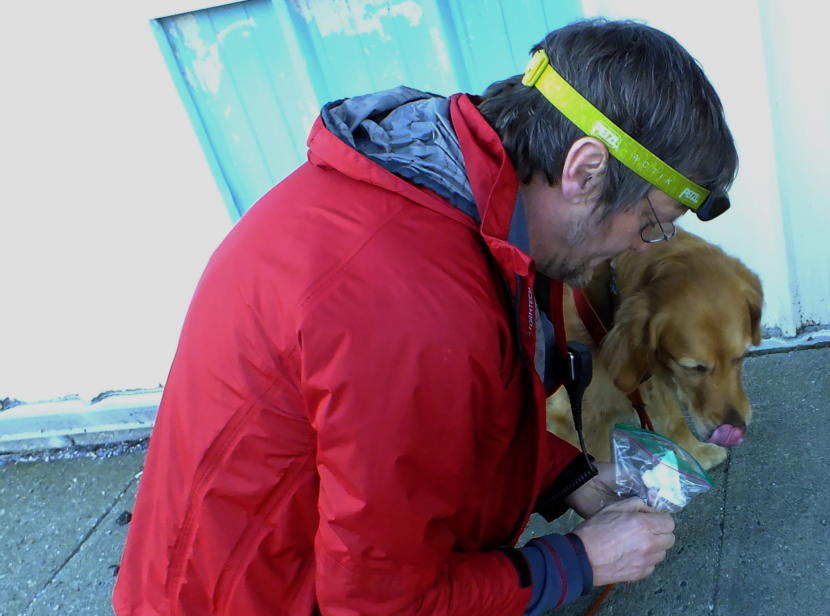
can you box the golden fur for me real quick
[547,229,763,470]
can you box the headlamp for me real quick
[522,49,729,221]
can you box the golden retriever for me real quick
[547,229,763,470]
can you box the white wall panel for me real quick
[584,0,828,338]
[757,0,830,333]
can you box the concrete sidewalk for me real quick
[0,347,827,615]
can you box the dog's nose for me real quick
[723,407,747,431]
[708,407,748,447]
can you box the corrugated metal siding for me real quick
[154,0,320,217]
[154,0,582,218]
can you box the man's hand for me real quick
[572,497,675,586]
[564,461,620,518]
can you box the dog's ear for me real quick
[600,290,659,393]
[735,262,764,345]
[748,294,762,346]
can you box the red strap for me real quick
[549,278,568,358]
[572,288,609,347]
[626,389,655,432]
[585,584,615,616]
[571,288,654,432]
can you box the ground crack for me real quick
[21,473,138,613]
[710,452,732,614]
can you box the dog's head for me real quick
[600,230,763,447]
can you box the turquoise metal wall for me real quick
[153,0,583,219]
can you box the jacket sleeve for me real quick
[298,267,533,615]
[535,432,595,521]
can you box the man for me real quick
[114,18,737,615]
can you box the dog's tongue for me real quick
[709,424,745,447]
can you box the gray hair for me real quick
[477,18,738,218]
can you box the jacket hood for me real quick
[320,86,479,222]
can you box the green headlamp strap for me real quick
[522,49,710,211]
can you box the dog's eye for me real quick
[675,358,711,374]
[682,363,709,374]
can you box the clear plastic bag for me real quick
[611,424,714,513]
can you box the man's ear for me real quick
[560,137,609,205]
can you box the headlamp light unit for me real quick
[522,49,729,221]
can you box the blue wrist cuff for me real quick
[565,533,593,591]
[517,533,594,615]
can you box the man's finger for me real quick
[603,496,655,513]
[644,512,676,535]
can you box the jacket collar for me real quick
[307,112,478,232]
[308,89,533,268]
[320,86,478,220]
[449,94,533,277]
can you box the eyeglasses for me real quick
[640,196,676,244]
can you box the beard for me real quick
[536,210,604,288]
[558,263,597,288]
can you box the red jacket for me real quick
[113,94,582,615]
